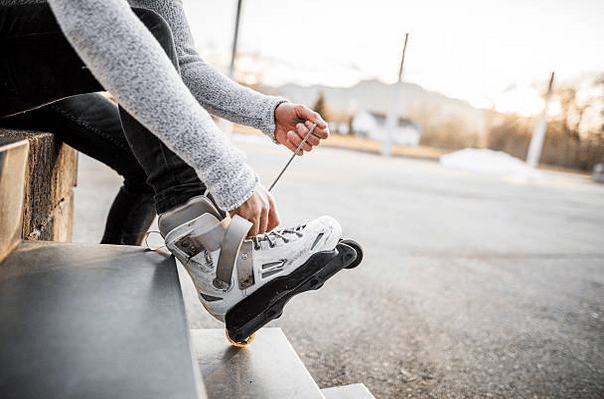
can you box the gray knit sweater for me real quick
[2,0,285,211]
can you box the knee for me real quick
[132,8,178,67]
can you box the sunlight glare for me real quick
[494,86,545,117]
[546,100,562,117]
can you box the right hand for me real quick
[274,103,330,155]
[229,184,280,236]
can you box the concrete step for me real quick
[322,383,376,399]
[0,241,205,399]
[191,328,326,399]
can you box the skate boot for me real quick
[158,196,363,346]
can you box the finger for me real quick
[244,214,257,237]
[283,131,298,153]
[245,208,259,237]
[296,106,327,129]
[241,202,261,237]
[296,122,308,139]
[305,134,321,147]
[288,130,312,154]
[296,123,315,147]
[259,201,270,235]
[304,120,329,140]
[266,194,280,232]
[299,122,323,148]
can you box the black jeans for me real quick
[0,4,205,215]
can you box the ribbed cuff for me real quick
[253,97,289,143]
[197,149,259,212]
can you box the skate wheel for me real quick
[225,330,255,347]
[340,239,363,269]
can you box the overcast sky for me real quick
[183,0,603,108]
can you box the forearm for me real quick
[181,60,286,141]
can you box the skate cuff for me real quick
[171,212,251,289]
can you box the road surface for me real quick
[74,134,604,398]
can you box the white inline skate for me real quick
[159,196,363,346]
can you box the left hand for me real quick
[229,183,279,236]
[274,103,330,155]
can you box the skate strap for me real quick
[216,215,252,287]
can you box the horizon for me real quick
[183,0,604,116]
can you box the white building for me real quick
[352,110,422,146]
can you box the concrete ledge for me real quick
[191,328,325,399]
[0,129,77,242]
[0,241,205,399]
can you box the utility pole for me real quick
[397,33,410,83]
[382,33,409,156]
[223,0,243,134]
[526,72,555,169]
[229,0,243,79]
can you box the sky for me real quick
[182,0,604,112]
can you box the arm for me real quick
[47,0,258,212]
[129,0,331,152]
[128,0,286,140]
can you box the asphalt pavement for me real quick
[74,133,604,398]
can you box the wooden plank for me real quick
[0,138,28,263]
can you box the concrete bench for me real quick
[0,136,204,398]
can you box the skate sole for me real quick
[225,241,360,344]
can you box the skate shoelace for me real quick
[252,225,305,250]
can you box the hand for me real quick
[229,184,280,236]
[274,103,330,155]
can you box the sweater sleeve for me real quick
[128,0,288,141]
[46,0,258,211]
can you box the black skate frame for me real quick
[225,240,361,344]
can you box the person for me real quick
[0,0,352,342]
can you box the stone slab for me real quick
[0,241,205,399]
[191,328,324,399]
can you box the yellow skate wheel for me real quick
[225,330,255,347]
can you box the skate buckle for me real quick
[175,236,203,258]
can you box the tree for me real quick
[312,92,331,122]
[549,74,604,168]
